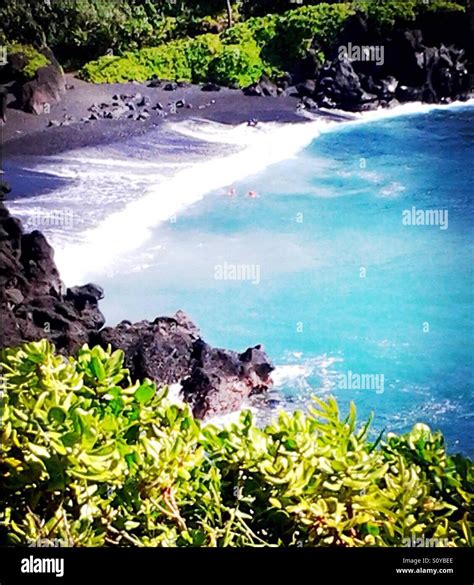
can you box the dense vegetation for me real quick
[1,340,472,547]
[77,1,465,87]
[0,1,466,85]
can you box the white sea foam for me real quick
[55,118,331,283]
[306,97,474,132]
[272,355,343,392]
[22,98,473,284]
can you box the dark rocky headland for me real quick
[0,185,274,419]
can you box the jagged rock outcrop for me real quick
[272,15,472,113]
[0,196,104,352]
[182,341,274,419]
[0,194,274,418]
[95,314,274,419]
[96,312,201,385]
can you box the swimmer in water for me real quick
[226,187,236,196]
[248,190,258,198]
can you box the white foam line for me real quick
[319,97,474,131]
[55,99,474,284]
[56,119,330,284]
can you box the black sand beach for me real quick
[3,74,308,158]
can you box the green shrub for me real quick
[209,40,265,88]
[0,0,180,67]
[6,43,50,80]
[415,0,465,13]
[1,340,472,547]
[76,0,466,85]
[137,39,193,82]
[353,0,465,30]
[222,4,354,74]
[185,33,223,82]
[272,4,354,68]
[79,33,260,87]
[79,35,224,84]
[79,39,194,84]
[79,54,151,83]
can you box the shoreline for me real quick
[3,72,473,162]
[2,74,309,158]
[4,95,473,286]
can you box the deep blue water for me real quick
[99,106,474,453]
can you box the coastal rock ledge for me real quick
[0,197,274,418]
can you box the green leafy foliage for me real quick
[136,40,194,82]
[79,54,151,84]
[185,34,223,83]
[76,0,465,85]
[80,37,196,84]
[0,0,182,67]
[79,33,261,88]
[1,1,465,71]
[353,0,464,29]
[1,341,472,547]
[209,40,265,87]
[273,4,354,68]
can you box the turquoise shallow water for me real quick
[99,106,473,454]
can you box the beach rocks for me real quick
[313,56,378,112]
[243,83,263,96]
[287,23,471,113]
[301,96,318,111]
[87,94,149,121]
[148,79,162,88]
[0,46,65,116]
[243,74,279,97]
[258,75,279,97]
[96,311,200,385]
[202,82,221,91]
[262,16,471,113]
[86,92,174,122]
[137,95,151,107]
[296,79,317,98]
